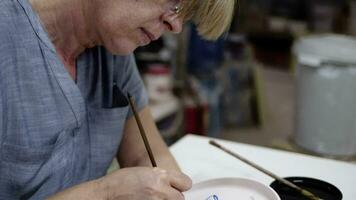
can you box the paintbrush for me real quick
[127,93,157,167]
[209,140,322,200]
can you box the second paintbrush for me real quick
[209,140,322,200]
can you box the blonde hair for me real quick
[179,0,236,40]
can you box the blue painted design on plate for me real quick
[206,195,219,200]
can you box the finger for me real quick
[165,185,185,200]
[167,171,192,192]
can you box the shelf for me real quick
[149,97,180,122]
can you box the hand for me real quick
[97,167,192,200]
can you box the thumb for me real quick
[168,171,192,192]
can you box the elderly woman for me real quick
[0,0,235,199]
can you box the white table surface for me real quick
[170,135,356,199]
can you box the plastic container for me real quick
[294,34,356,157]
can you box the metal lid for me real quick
[294,34,356,67]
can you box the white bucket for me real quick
[294,34,356,157]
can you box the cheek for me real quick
[98,20,139,55]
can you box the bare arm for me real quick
[47,167,191,200]
[117,106,180,171]
[47,106,190,200]
[46,179,106,200]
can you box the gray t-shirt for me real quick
[0,0,148,199]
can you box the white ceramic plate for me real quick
[184,178,281,200]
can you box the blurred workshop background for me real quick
[134,0,356,162]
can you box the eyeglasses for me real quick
[172,2,182,14]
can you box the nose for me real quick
[161,12,183,34]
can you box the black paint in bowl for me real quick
[270,177,342,200]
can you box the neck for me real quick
[29,0,99,65]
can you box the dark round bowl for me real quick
[270,177,342,200]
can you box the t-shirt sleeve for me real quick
[115,54,149,119]
[0,91,2,145]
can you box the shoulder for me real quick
[97,47,137,72]
[0,0,28,29]
[0,0,37,38]
[0,0,39,60]
[116,54,137,72]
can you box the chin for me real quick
[104,40,137,55]
[112,48,136,55]
[107,46,136,55]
